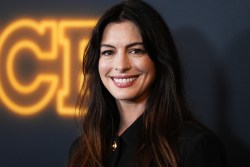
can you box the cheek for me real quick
[98,58,110,77]
[134,57,155,74]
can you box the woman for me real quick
[68,0,227,166]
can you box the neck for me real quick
[116,100,146,136]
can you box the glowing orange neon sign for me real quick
[0,18,97,116]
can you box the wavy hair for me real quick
[68,0,194,166]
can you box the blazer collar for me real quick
[119,115,143,148]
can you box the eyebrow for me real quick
[100,42,144,49]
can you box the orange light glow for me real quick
[0,18,97,116]
[57,20,96,116]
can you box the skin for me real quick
[98,20,156,135]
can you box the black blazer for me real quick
[69,117,227,167]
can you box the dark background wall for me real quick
[0,0,249,166]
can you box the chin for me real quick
[112,93,136,101]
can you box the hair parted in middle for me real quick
[73,0,194,167]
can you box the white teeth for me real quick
[114,77,137,84]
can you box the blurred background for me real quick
[0,0,250,166]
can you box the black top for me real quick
[69,116,227,167]
[106,116,144,167]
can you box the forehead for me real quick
[101,20,142,44]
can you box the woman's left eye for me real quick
[130,49,146,54]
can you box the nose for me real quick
[114,51,131,72]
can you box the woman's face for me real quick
[98,20,156,103]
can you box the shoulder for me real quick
[178,121,218,143]
[177,121,227,167]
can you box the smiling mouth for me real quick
[113,77,137,84]
[111,76,138,88]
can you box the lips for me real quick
[111,76,138,88]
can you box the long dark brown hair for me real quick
[68,0,195,166]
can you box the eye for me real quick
[129,48,146,55]
[101,50,115,56]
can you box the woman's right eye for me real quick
[101,50,115,56]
